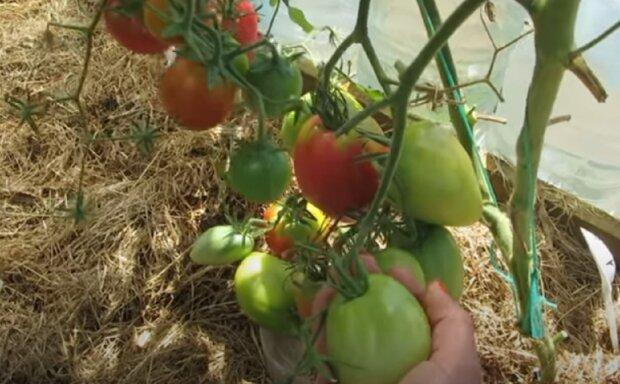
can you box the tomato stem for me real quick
[266,0,282,38]
[320,0,372,89]
[506,0,613,381]
[46,0,107,224]
[334,96,392,136]
[572,20,619,57]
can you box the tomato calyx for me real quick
[310,85,350,132]
[107,0,144,18]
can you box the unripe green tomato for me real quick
[227,139,292,204]
[326,274,431,384]
[389,120,482,227]
[190,225,254,265]
[374,247,426,287]
[412,226,464,300]
[232,53,250,76]
[234,252,298,333]
[246,55,303,118]
[279,93,313,152]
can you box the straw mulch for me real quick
[1,1,618,383]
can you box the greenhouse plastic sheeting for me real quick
[258,0,620,218]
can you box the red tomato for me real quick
[293,115,385,217]
[160,58,237,130]
[104,0,170,54]
[221,0,260,46]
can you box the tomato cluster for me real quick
[103,2,483,382]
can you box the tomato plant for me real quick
[374,247,426,287]
[389,120,482,227]
[326,274,431,384]
[190,225,254,265]
[234,252,298,333]
[263,201,326,257]
[411,225,464,300]
[246,54,303,118]
[104,0,170,54]
[160,57,238,130]
[221,0,260,47]
[227,139,292,203]
[293,115,386,218]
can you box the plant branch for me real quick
[320,0,373,89]
[361,36,395,95]
[266,0,282,37]
[571,20,620,57]
[335,96,393,136]
[567,54,608,102]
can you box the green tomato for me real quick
[234,252,298,333]
[279,94,313,152]
[374,247,426,287]
[389,120,482,227]
[190,225,254,265]
[326,274,431,384]
[412,226,464,300]
[247,55,303,118]
[232,53,250,76]
[227,139,292,203]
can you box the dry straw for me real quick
[0,1,618,383]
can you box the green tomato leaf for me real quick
[287,6,313,33]
[270,0,279,6]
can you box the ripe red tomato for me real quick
[221,0,260,47]
[104,0,170,54]
[293,115,386,217]
[160,58,238,130]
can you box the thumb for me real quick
[421,281,463,328]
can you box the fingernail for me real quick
[432,280,448,293]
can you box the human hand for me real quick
[311,254,482,384]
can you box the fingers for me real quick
[398,361,449,384]
[420,281,463,328]
[359,252,382,273]
[311,287,337,384]
[422,281,482,384]
[310,287,336,323]
[388,266,425,299]
[310,287,336,355]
